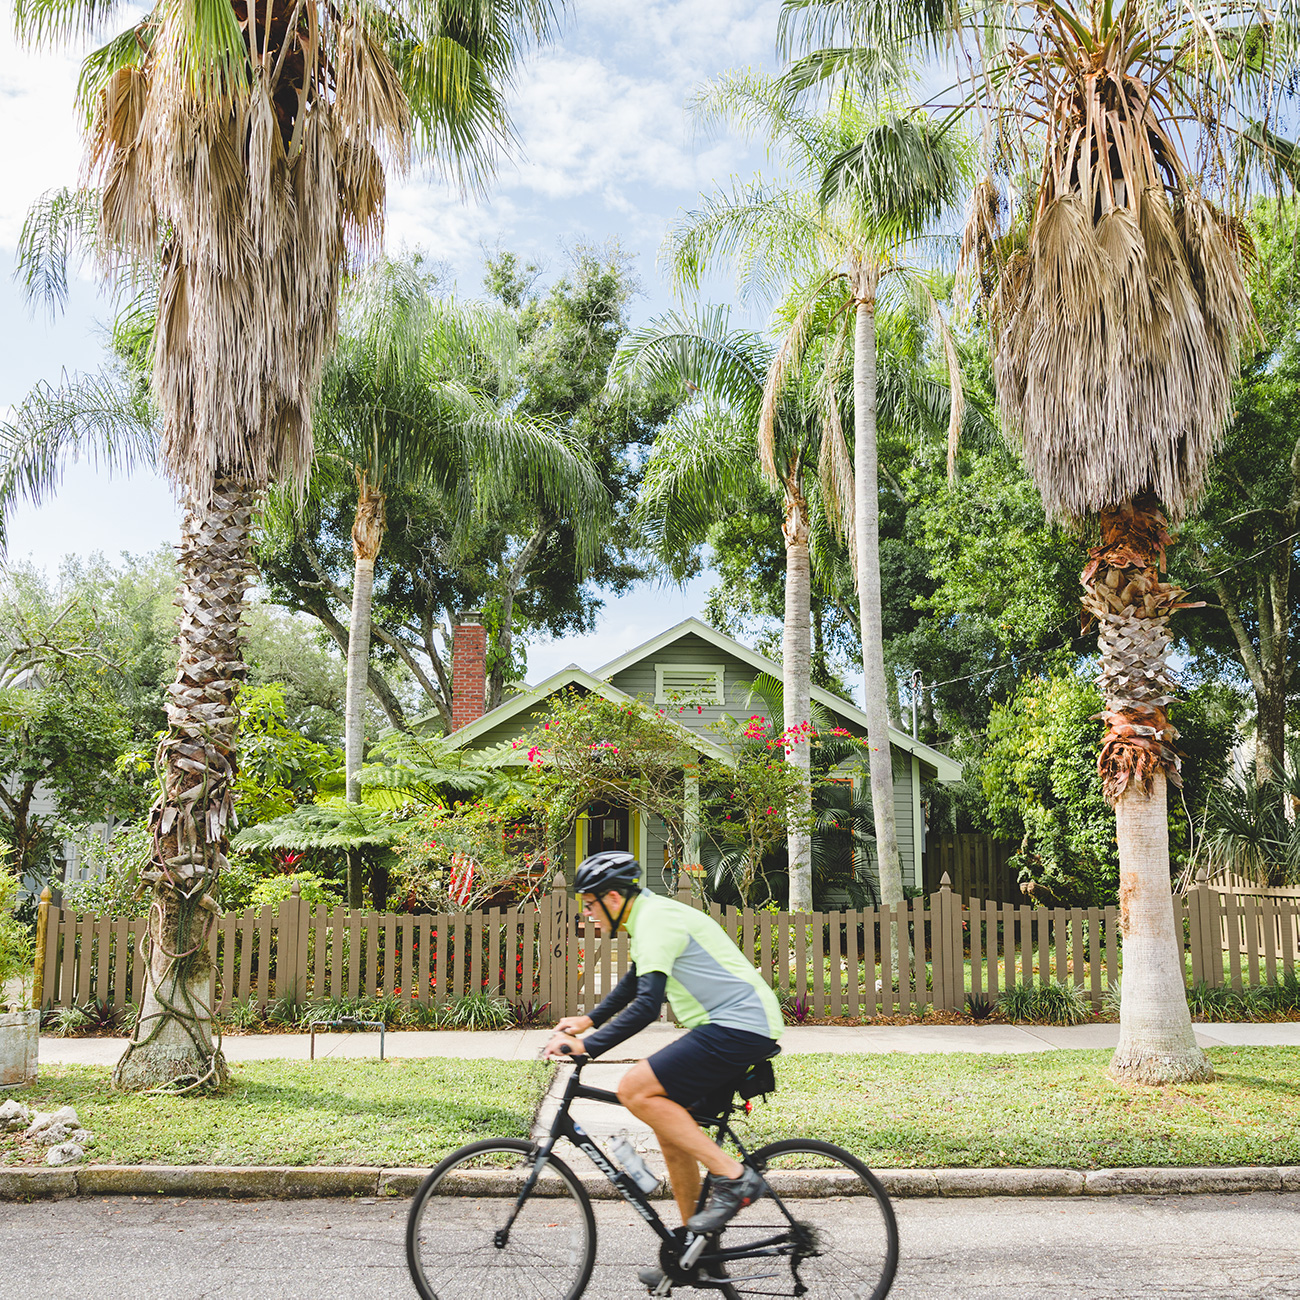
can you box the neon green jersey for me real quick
[623,892,783,1039]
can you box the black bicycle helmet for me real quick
[574,851,642,897]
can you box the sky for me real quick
[0,0,854,693]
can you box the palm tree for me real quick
[778,0,1286,1083]
[611,308,851,910]
[12,0,556,1090]
[305,257,602,904]
[664,71,964,916]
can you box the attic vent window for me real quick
[655,664,725,707]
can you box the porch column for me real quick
[684,764,701,866]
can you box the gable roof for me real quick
[594,617,963,783]
[440,662,736,766]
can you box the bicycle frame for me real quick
[495,1059,802,1284]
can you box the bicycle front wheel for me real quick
[406,1138,597,1300]
[717,1139,898,1300]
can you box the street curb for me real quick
[2,1162,1297,1202]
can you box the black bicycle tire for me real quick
[725,1138,899,1300]
[405,1137,598,1300]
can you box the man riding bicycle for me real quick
[544,850,784,1286]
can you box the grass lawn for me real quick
[738,1048,1300,1169]
[2,1048,1296,1170]
[1,1058,551,1169]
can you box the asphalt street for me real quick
[1,1191,1296,1300]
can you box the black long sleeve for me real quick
[587,964,641,1028]
[581,967,668,1058]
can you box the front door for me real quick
[586,800,629,854]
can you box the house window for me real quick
[654,664,725,707]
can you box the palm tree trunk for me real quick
[113,479,253,1091]
[345,475,385,909]
[852,289,904,907]
[1086,496,1212,1085]
[783,491,814,912]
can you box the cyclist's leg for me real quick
[618,1058,741,1223]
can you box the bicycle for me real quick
[406,1051,899,1300]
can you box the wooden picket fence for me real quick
[31,872,1300,1019]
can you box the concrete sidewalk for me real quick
[36,1019,1300,1066]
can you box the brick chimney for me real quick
[451,611,488,731]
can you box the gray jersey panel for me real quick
[670,936,777,1038]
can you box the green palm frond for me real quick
[0,368,158,554]
[16,187,103,318]
[610,308,769,415]
[231,798,410,854]
[818,113,967,239]
[634,403,765,575]
[664,182,827,301]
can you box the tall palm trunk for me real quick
[783,490,814,911]
[1087,496,1212,1084]
[852,286,904,907]
[345,474,386,908]
[113,479,253,1091]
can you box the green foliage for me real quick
[0,857,33,998]
[61,823,152,918]
[247,871,342,912]
[1186,981,1250,1022]
[395,795,541,912]
[217,997,264,1033]
[995,980,1090,1024]
[705,712,821,904]
[977,667,1234,905]
[234,683,343,830]
[443,991,510,1030]
[518,688,704,869]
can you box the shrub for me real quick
[1035,980,1091,1025]
[965,993,993,1021]
[1186,981,1248,1022]
[780,992,811,1025]
[443,992,510,1030]
[249,871,342,911]
[509,997,552,1028]
[360,992,406,1028]
[60,824,152,918]
[997,981,1039,1022]
[47,1005,91,1036]
[218,996,264,1032]
[1102,977,1123,1020]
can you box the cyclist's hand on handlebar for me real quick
[543,1032,587,1060]
[554,1014,593,1036]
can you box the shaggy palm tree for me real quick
[307,257,601,903]
[665,71,964,918]
[611,308,850,910]
[12,0,555,1090]
[778,0,1291,1083]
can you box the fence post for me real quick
[31,886,51,1010]
[276,879,304,1008]
[544,871,567,1013]
[1189,867,1214,988]
[933,873,958,1012]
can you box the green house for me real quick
[434,616,962,896]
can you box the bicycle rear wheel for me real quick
[406,1138,596,1300]
[715,1139,898,1300]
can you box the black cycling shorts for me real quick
[645,1023,780,1110]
